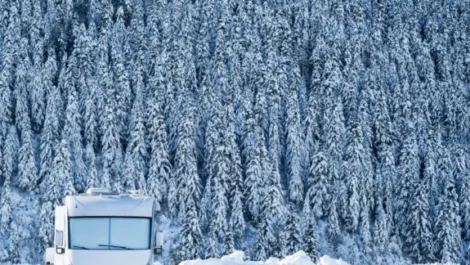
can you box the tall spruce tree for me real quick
[285,205,302,255]
[436,149,461,264]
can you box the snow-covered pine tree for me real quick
[223,230,234,256]
[83,77,98,149]
[64,85,87,193]
[263,154,284,223]
[174,95,200,220]
[306,151,329,219]
[0,180,12,250]
[328,196,341,247]
[8,221,20,264]
[53,139,76,197]
[344,122,363,232]
[466,245,470,265]
[123,67,147,192]
[255,157,283,260]
[96,32,111,142]
[460,171,470,240]
[436,148,461,264]
[39,82,60,194]
[272,230,287,259]
[0,71,12,138]
[285,205,302,255]
[2,126,18,190]
[16,89,38,192]
[85,143,99,189]
[373,198,389,258]
[147,96,171,212]
[111,7,132,143]
[455,148,470,240]
[101,83,122,193]
[206,171,228,258]
[30,48,46,133]
[404,177,434,263]
[323,99,345,220]
[227,106,245,248]
[38,201,54,255]
[285,81,304,208]
[177,197,202,261]
[396,125,419,238]
[303,218,319,263]
[243,113,265,223]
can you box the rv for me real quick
[45,188,164,265]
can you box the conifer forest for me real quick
[0,0,469,264]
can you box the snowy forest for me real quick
[0,0,469,264]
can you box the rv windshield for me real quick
[69,217,151,250]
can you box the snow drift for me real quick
[155,251,350,265]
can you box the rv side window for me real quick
[69,217,151,250]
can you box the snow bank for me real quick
[416,263,458,265]
[161,251,350,265]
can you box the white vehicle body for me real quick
[45,188,163,265]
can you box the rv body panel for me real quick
[67,249,152,265]
[54,206,66,265]
[45,248,54,265]
[65,196,154,217]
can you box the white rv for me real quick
[45,188,164,265]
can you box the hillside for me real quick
[0,0,469,264]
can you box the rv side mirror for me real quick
[55,230,65,255]
[154,231,163,255]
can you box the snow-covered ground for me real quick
[155,251,350,265]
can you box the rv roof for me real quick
[65,194,154,217]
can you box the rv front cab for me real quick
[44,188,163,265]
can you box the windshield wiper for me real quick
[98,244,134,250]
[72,245,89,250]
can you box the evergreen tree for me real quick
[207,173,228,258]
[39,84,60,193]
[436,151,461,264]
[286,85,304,206]
[9,221,20,264]
[255,158,283,260]
[38,201,54,254]
[303,219,319,263]
[285,206,302,255]
[404,179,434,263]
[344,122,363,232]
[83,79,98,149]
[328,197,342,247]
[101,85,122,193]
[223,230,234,256]
[273,231,287,259]
[65,86,87,192]
[306,151,329,219]
[461,172,470,240]
[111,8,132,142]
[396,126,419,237]
[2,126,19,189]
[85,143,99,189]
[177,198,202,261]
[53,139,76,197]
[147,97,171,212]
[123,69,147,192]
[17,128,37,192]
[0,180,12,261]
[174,96,200,220]
[243,115,265,222]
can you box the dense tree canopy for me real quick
[0,0,469,264]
